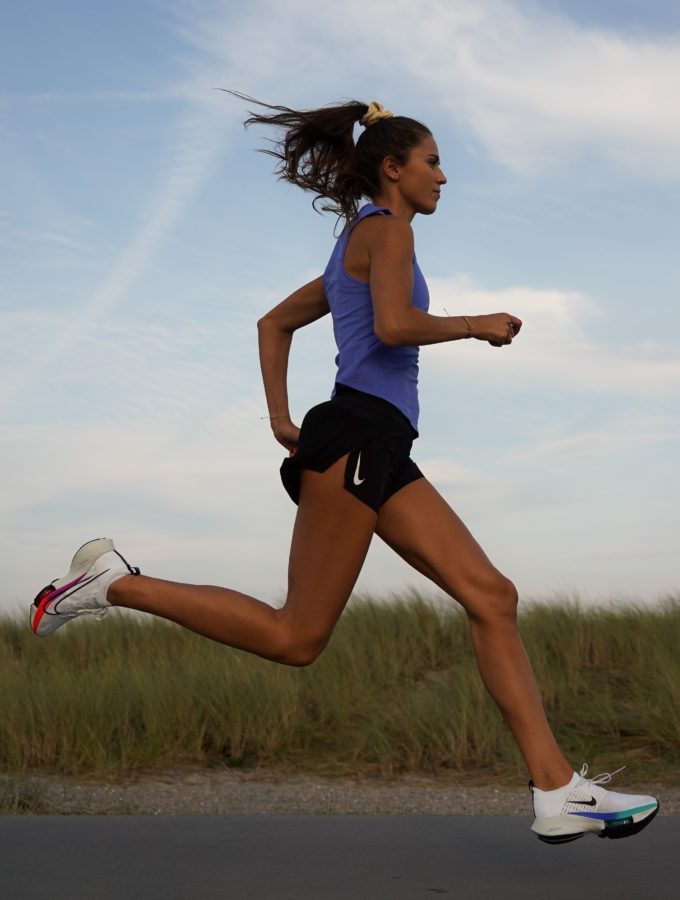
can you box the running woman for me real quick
[30,96,659,843]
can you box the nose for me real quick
[437,168,447,185]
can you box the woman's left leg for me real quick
[375,477,572,790]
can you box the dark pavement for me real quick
[1,815,675,899]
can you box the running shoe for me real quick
[530,764,659,843]
[31,538,139,637]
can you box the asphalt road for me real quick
[1,815,675,899]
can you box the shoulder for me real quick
[353,213,414,257]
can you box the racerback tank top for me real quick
[323,203,429,432]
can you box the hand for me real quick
[271,418,300,455]
[469,313,522,347]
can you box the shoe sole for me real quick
[533,802,660,844]
[31,538,115,636]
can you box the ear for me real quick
[381,155,400,183]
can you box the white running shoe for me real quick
[530,764,659,844]
[31,538,140,637]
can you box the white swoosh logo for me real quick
[353,452,365,486]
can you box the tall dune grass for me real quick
[2,595,679,780]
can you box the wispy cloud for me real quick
[506,411,679,466]
[200,0,680,179]
[327,0,680,177]
[1,397,293,610]
[0,89,181,105]
[0,79,232,415]
[0,307,255,421]
[426,275,680,395]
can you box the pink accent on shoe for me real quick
[31,574,86,633]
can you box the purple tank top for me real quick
[323,203,429,432]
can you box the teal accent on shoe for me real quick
[574,801,658,821]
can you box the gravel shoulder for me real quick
[14,768,680,816]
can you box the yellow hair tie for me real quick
[361,101,394,127]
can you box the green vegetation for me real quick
[2,595,679,781]
[0,777,49,814]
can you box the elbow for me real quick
[374,315,396,346]
[259,310,294,337]
[374,322,401,347]
[258,312,282,337]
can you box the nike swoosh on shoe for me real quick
[51,569,111,612]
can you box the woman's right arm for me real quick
[257,275,330,453]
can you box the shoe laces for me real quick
[577,762,626,788]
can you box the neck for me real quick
[370,190,417,223]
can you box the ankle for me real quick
[530,762,575,792]
[106,573,138,607]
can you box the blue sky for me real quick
[2,0,679,616]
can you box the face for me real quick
[387,135,447,216]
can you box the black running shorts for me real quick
[280,384,424,513]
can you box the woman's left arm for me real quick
[369,218,521,347]
[257,275,330,452]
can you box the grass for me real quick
[0,777,49,814]
[2,594,679,782]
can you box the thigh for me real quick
[375,477,507,615]
[279,453,378,646]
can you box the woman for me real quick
[30,96,658,843]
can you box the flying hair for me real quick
[223,91,431,225]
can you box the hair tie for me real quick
[360,101,394,127]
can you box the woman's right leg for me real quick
[375,477,572,790]
[108,454,377,666]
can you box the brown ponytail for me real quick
[225,91,431,225]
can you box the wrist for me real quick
[461,315,473,338]
[269,414,290,429]
[261,412,289,423]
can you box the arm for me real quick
[257,275,330,452]
[368,217,522,346]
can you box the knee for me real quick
[281,643,325,668]
[466,572,519,626]
[275,627,329,668]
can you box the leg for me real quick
[376,478,572,789]
[109,455,377,666]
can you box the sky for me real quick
[1,0,679,618]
